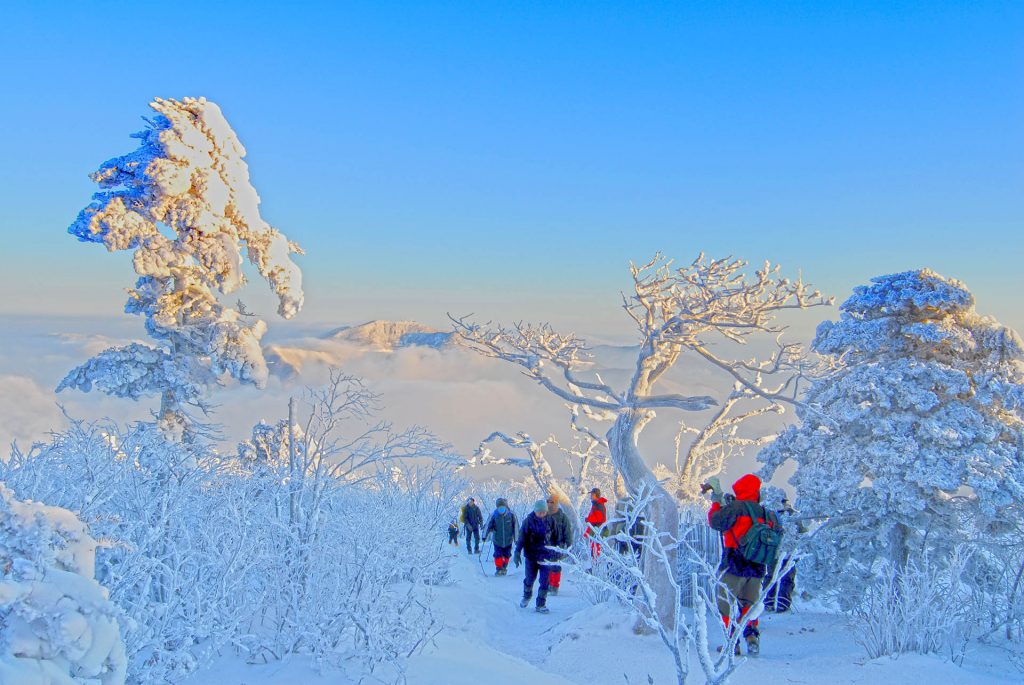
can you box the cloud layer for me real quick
[0,316,787,484]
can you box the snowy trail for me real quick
[185,544,1022,684]
[405,544,586,684]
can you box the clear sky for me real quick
[1,1,1020,335]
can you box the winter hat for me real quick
[732,474,762,501]
[533,499,547,514]
[496,497,508,507]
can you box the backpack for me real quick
[738,502,783,568]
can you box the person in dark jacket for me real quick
[764,498,798,612]
[447,519,459,545]
[514,499,554,613]
[462,498,484,554]
[584,488,608,560]
[545,494,574,594]
[483,497,518,575]
[706,474,775,656]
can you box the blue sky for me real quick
[0,1,1020,334]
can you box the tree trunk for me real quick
[607,409,680,632]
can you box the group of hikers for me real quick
[449,490,606,612]
[447,474,793,655]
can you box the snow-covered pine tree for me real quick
[57,97,304,441]
[759,269,1024,604]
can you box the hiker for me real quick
[483,497,518,576]
[514,499,554,613]
[461,497,484,554]
[765,498,798,612]
[705,474,782,657]
[545,494,574,594]
[584,487,608,559]
[447,519,460,546]
[609,497,646,563]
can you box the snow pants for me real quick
[493,544,512,569]
[522,556,550,608]
[548,563,562,589]
[717,572,761,637]
[448,529,459,544]
[465,524,480,552]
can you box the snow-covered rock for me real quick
[0,484,127,685]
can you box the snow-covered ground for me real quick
[184,544,1019,685]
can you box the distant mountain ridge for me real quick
[320,320,456,351]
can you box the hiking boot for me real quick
[536,605,550,614]
[745,634,760,656]
[519,597,530,608]
[548,587,558,596]
[715,643,742,656]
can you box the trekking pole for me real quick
[477,538,491,576]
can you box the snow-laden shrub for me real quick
[0,483,127,685]
[850,551,977,661]
[232,374,463,676]
[2,376,462,683]
[759,269,1024,611]
[2,422,258,683]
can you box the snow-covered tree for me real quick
[759,269,1024,605]
[0,483,127,685]
[58,97,304,441]
[469,426,612,522]
[453,253,829,629]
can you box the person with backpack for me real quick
[514,499,554,613]
[545,494,574,594]
[764,497,798,612]
[704,473,782,657]
[461,497,484,554]
[447,518,460,546]
[483,497,517,575]
[584,487,608,560]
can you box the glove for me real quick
[707,477,722,494]
[513,552,522,568]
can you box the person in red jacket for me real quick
[706,473,773,656]
[584,488,607,559]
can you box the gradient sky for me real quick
[1,1,1020,336]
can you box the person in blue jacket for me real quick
[514,499,554,613]
[483,497,518,576]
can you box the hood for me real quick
[594,496,608,505]
[732,474,761,502]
